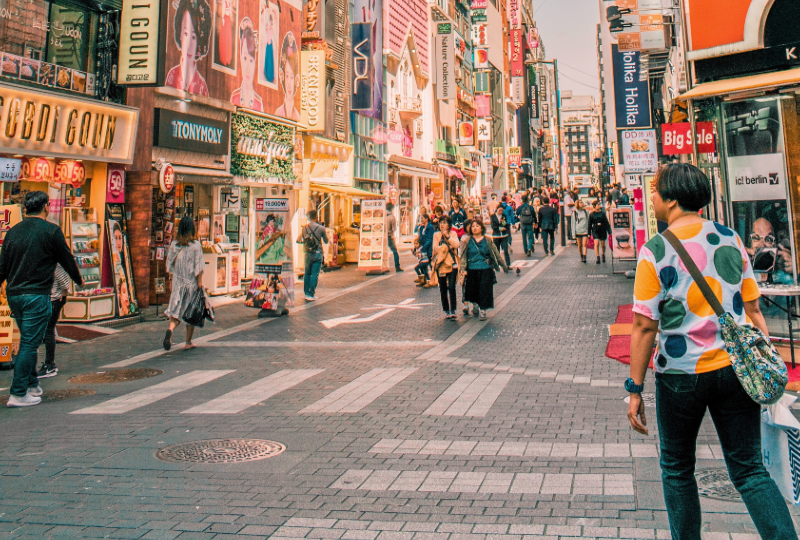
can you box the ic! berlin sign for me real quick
[661,122,716,155]
[0,83,138,164]
[728,153,787,202]
[153,109,229,155]
[117,0,168,85]
[301,50,326,131]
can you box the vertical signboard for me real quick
[528,65,539,119]
[351,22,374,111]
[610,207,635,260]
[509,29,523,77]
[117,0,167,85]
[352,0,382,119]
[633,186,646,253]
[643,174,657,240]
[301,50,326,131]
[611,45,651,129]
[303,0,325,40]
[621,130,658,172]
[436,24,455,100]
[358,199,387,272]
[507,0,520,29]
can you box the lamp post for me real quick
[537,59,565,246]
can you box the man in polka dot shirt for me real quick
[626,163,796,540]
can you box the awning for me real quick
[168,165,233,185]
[680,68,800,100]
[395,164,439,180]
[310,182,381,198]
[444,166,464,179]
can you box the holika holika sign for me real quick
[0,83,138,164]
[231,113,295,182]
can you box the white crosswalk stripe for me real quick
[299,368,418,414]
[182,369,324,414]
[71,370,235,414]
[423,373,512,416]
[368,438,660,458]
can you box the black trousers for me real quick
[41,297,65,368]
[493,237,510,266]
[438,270,457,313]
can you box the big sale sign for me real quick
[662,122,716,155]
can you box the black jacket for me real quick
[490,214,509,238]
[538,204,560,231]
[0,217,83,297]
[588,211,612,238]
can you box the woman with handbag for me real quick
[459,219,509,321]
[432,215,461,320]
[163,216,206,351]
[588,201,612,264]
[627,163,796,540]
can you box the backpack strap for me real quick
[662,229,725,317]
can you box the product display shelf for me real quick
[62,207,115,322]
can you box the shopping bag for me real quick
[587,236,595,250]
[761,394,800,505]
[203,289,215,322]
[181,287,206,328]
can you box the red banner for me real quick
[510,29,523,77]
[661,122,716,155]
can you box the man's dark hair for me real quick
[522,195,529,204]
[24,191,48,215]
[491,193,497,199]
[386,202,394,211]
[656,163,711,212]
[439,215,452,228]
[176,215,196,246]
[308,209,318,220]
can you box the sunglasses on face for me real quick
[750,233,776,246]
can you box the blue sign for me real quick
[611,45,651,129]
[351,22,374,112]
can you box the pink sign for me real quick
[633,187,646,255]
[476,94,491,117]
[107,166,126,203]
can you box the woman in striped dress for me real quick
[163,216,205,351]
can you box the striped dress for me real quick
[165,241,205,320]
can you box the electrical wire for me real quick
[534,0,551,15]
[558,71,600,91]
[558,61,600,79]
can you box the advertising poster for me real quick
[163,0,301,119]
[255,198,291,264]
[351,0,382,119]
[643,174,657,241]
[728,153,787,202]
[633,187,646,254]
[621,130,658,172]
[216,256,227,288]
[357,199,386,271]
[245,263,295,311]
[105,203,139,317]
[611,45,651,129]
[733,199,794,283]
[611,207,635,259]
[212,214,225,240]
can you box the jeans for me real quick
[493,237,510,267]
[521,224,535,253]
[8,294,51,397]
[41,297,66,368]
[438,270,457,313]
[565,216,573,240]
[303,252,323,298]
[656,366,798,540]
[388,237,401,270]
[541,229,556,253]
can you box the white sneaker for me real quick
[305,296,316,301]
[7,394,41,407]
[27,385,43,397]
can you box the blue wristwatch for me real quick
[624,378,644,394]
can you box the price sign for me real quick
[107,166,125,203]
[22,157,54,183]
[53,161,86,187]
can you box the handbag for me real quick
[663,229,787,405]
[587,236,595,249]
[181,286,207,328]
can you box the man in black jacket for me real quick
[0,192,83,407]
[538,200,560,256]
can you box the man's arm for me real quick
[318,224,329,245]
[52,228,83,285]
[627,313,658,435]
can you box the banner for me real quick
[107,166,126,204]
[246,263,295,311]
[662,122,716,155]
[728,153,788,202]
[254,198,291,264]
[436,28,455,100]
[621,130,657,172]
[643,174,657,241]
[509,29,523,77]
[118,0,167,85]
[474,48,489,69]
[106,203,139,317]
[611,207,635,259]
[352,0,383,119]
[357,199,387,271]
[611,45,652,129]
[508,147,521,168]
[351,22,374,111]
[633,187,646,254]
[301,50,326,130]
[477,118,491,141]
[458,121,475,146]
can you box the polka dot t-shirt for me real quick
[633,221,760,375]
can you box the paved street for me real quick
[0,237,797,539]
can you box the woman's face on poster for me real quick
[241,40,255,84]
[114,228,123,252]
[180,11,198,63]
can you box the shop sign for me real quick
[661,122,716,155]
[53,160,86,187]
[0,83,138,163]
[471,9,486,22]
[510,77,524,104]
[492,147,503,167]
[621,130,657,172]
[474,71,490,93]
[682,0,763,61]
[159,163,175,193]
[470,151,481,168]
[303,0,325,40]
[107,166,126,203]
[728,153,788,202]
[117,0,168,85]
[642,174,657,241]
[616,14,668,52]
[477,118,491,141]
[301,50,326,131]
[476,94,491,117]
[474,48,489,69]
[256,198,289,212]
[471,0,487,8]
[20,157,54,183]
[436,28,455,101]
[218,186,241,211]
[509,30,523,77]
[507,0,520,30]
[611,46,651,129]
[507,147,521,168]
[472,23,487,47]
[153,108,229,155]
[351,22,374,111]
[458,121,475,147]
[0,158,20,182]
[454,31,467,60]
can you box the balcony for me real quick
[435,139,458,163]
[398,98,423,121]
[388,107,398,126]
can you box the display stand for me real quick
[62,207,115,322]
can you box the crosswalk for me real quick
[423,373,512,416]
[299,368,417,414]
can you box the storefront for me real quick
[0,82,138,323]
[352,114,388,196]
[388,156,439,237]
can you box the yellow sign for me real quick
[0,83,139,164]
[643,173,658,240]
[118,0,165,85]
[301,51,326,131]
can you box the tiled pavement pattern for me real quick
[1,233,799,539]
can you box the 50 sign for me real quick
[53,161,86,188]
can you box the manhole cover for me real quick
[69,368,163,384]
[156,439,286,463]
[623,393,656,407]
[0,388,95,405]
[696,468,741,502]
